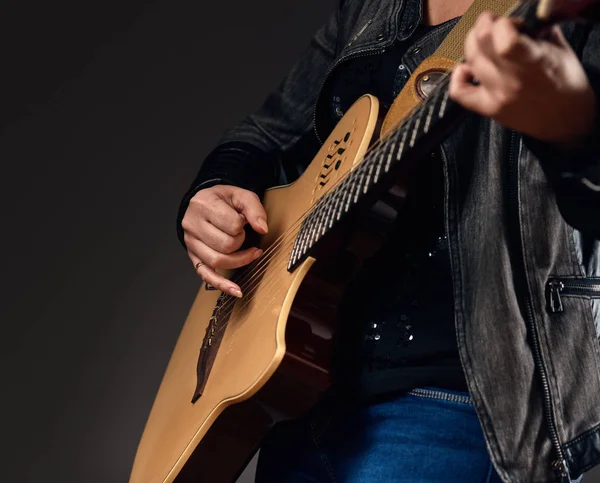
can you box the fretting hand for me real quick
[449,12,597,145]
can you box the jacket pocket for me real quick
[546,277,600,313]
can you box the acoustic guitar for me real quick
[130,0,600,481]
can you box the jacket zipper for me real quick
[548,278,600,314]
[408,388,473,405]
[313,40,388,144]
[507,131,571,482]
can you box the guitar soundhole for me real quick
[318,132,351,188]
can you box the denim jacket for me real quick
[177,0,600,481]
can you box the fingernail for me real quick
[229,287,243,298]
[254,248,263,257]
[257,217,268,233]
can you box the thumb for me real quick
[228,187,269,234]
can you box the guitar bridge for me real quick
[191,293,233,403]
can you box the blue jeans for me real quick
[255,388,510,482]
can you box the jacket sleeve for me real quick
[527,23,600,239]
[176,4,343,248]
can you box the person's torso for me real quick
[306,1,600,480]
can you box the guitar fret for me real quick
[289,242,298,266]
[308,209,323,248]
[410,106,426,147]
[315,201,329,239]
[384,131,402,172]
[329,196,338,227]
[320,199,333,235]
[335,179,347,220]
[439,88,450,118]
[327,197,338,228]
[331,184,343,222]
[288,240,302,267]
[343,171,359,211]
[331,185,344,219]
[294,221,309,261]
[354,167,367,202]
[344,178,354,212]
[374,144,390,183]
[363,158,376,194]
[338,180,350,220]
[298,216,314,260]
[290,241,300,266]
[396,122,410,161]
[338,180,351,219]
[309,211,321,249]
[305,211,320,252]
[423,96,436,134]
[384,146,394,174]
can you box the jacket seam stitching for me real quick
[441,144,514,483]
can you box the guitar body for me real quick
[130,94,384,483]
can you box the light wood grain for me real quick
[129,94,380,483]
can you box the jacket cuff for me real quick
[176,141,280,250]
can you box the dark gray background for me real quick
[1,1,598,482]
[0,1,332,482]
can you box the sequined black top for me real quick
[331,22,468,398]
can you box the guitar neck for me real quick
[288,77,466,271]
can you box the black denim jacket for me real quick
[177,0,600,481]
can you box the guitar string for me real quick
[229,104,450,314]
[204,140,382,296]
[201,10,548,417]
[206,0,532,328]
[208,76,455,335]
[212,160,364,301]
[211,73,456,325]
[213,73,452,311]
[206,123,427,324]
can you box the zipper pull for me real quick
[548,281,564,313]
[552,459,571,483]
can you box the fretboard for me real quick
[288,77,462,271]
